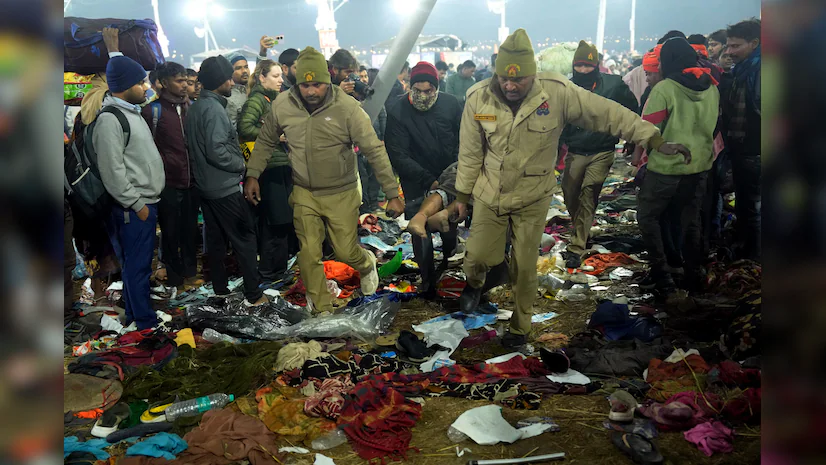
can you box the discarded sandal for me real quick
[395,330,431,363]
[611,432,663,464]
[609,390,638,423]
[91,403,131,438]
[539,348,571,373]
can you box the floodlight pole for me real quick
[596,0,607,55]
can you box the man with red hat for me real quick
[385,61,464,297]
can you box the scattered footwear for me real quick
[395,330,431,363]
[243,295,269,307]
[459,284,482,313]
[611,432,663,464]
[501,332,527,348]
[565,252,582,269]
[361,251,379,295]
[608,390,638,423]
[91,403,131,438]
[539,348,570,373]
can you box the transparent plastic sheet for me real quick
[185,295,311,340]
[282,295,401,340]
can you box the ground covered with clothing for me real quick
[65,157,760,465]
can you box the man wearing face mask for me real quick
[455,29,690,347]
[560,40,639,269]
[385,62,463,297]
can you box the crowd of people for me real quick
[64,18,761,347]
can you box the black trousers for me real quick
[201,192,263,301]
[64,199,75,315]
[358,154,381,214]
[730,150,761,259]
[158,186,200,287]
[258,219,297,281]
[638,171,708,277]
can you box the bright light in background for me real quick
[209,3,225,17]
[394,0,419,15]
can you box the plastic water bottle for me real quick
[164,393,235,421]
[447,426,469,443]
[538,274,565,290]
[311,429,349,450]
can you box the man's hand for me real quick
[429,180,439,191]
[102,27,119,54]
[339,80,355,95]
[244,177,262,206]
[659,142,692,164]
[279,134,287,143]
[259,35,275,56]
[385,198,405,218]
[136,206,149,222]
[455,202,468,222]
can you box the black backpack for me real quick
[64,106,130,218]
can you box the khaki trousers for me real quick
[290,186,373,312]
[562,150,614,255]
[463,198,550,335]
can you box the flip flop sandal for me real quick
[376,332,400,347]
[140,402,173,424]
[91,402,131,438]
[609,390,639,423]
[611,432,663,464]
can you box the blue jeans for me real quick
[106,204,159,329]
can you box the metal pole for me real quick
[630,0,636,53]
[361,0,438,122]
[596,0,607,56]
[204,17,209,53]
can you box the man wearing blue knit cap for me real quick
[225,54,250,129]
[93,55,166,330]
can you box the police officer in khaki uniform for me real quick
[454,29,690,347]
[245,47,405,313]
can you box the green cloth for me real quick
[238,84,289,168]
[296,46,330,84]
[573,40,599,67]
[445,73,476,103]
[643,79,719,175]
[495,28,537,77]
[122,341,282,406]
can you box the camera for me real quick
[348,73,373,98]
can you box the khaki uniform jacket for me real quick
[247,85,399,198]
[456,72,666,212]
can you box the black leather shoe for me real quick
[502,332,527,348]
[459,284,482,313]
[565,252,581,269]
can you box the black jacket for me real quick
[561,73,639,155]
[385,92,463,202]
[185,89,247,199]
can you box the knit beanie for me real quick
[659,37,697,78]
[198,55,234,91]
[105,56,147,94]
[495,28,536,78]
[295,47,331,85]
[229,54,247,65]
[409,61,439,88]
[573,40,599,67]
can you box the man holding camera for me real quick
[328,49,359,97]
[244,47,404,313]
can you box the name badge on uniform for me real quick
[474,114,497,122]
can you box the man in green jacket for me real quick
[244,47,405,313]
[454,29,690,347]
[445,60,476,105]
[560,41,639,269]
[638,37,719,292]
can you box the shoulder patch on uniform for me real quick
[536,71,570,86]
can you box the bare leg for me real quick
[407,194,446,238]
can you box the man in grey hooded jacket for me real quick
[93,55,165,330]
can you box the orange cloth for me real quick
[682,67,720,86]
[323,261,361,298]
[691,44,709,58]
[581,253,637,275]
[643,51,660,73]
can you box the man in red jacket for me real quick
[141,62,202,291]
